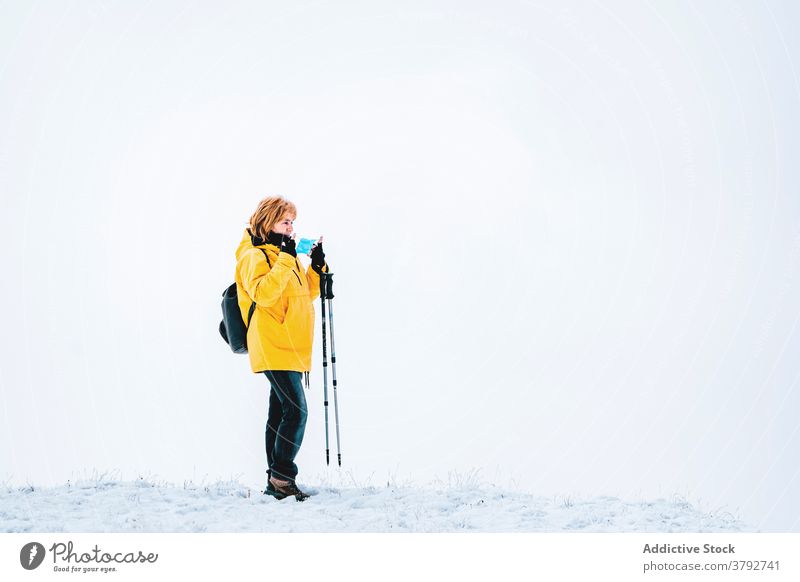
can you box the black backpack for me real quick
[219,248,270,354]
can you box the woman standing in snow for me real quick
[234,195,327,501]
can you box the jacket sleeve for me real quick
[306,263,328,301]
[238,249,296,308]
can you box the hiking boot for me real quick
[263,480,287,500]
[267,476,310,502]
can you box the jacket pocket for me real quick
[261,304,285,325]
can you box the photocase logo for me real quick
[20,542,46,570]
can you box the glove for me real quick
[266,231,297,256]
[280,235,297,257]
[310,241,325,272]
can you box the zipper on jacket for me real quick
[293,258,303,286]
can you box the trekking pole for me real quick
[323,272,342,467]
[319,271,331,465]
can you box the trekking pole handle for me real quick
[321,271,334,300]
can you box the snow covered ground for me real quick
[0,472,748,533]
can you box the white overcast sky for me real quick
[1,0,799,531]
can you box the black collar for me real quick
[249,229,271,247]
[265,231,285,247]
[249,229,286,248]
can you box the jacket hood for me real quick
[235,228,278,262]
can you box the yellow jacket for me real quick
[234,229,325,373]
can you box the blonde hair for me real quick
[249,196,297,240]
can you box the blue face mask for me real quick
[295,237,317,255]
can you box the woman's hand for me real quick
[280,233,297,257]
[311,236,325,272]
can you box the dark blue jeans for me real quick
[264,370,308,482]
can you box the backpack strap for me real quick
[246,248,272,327]
[259,247,272,268]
